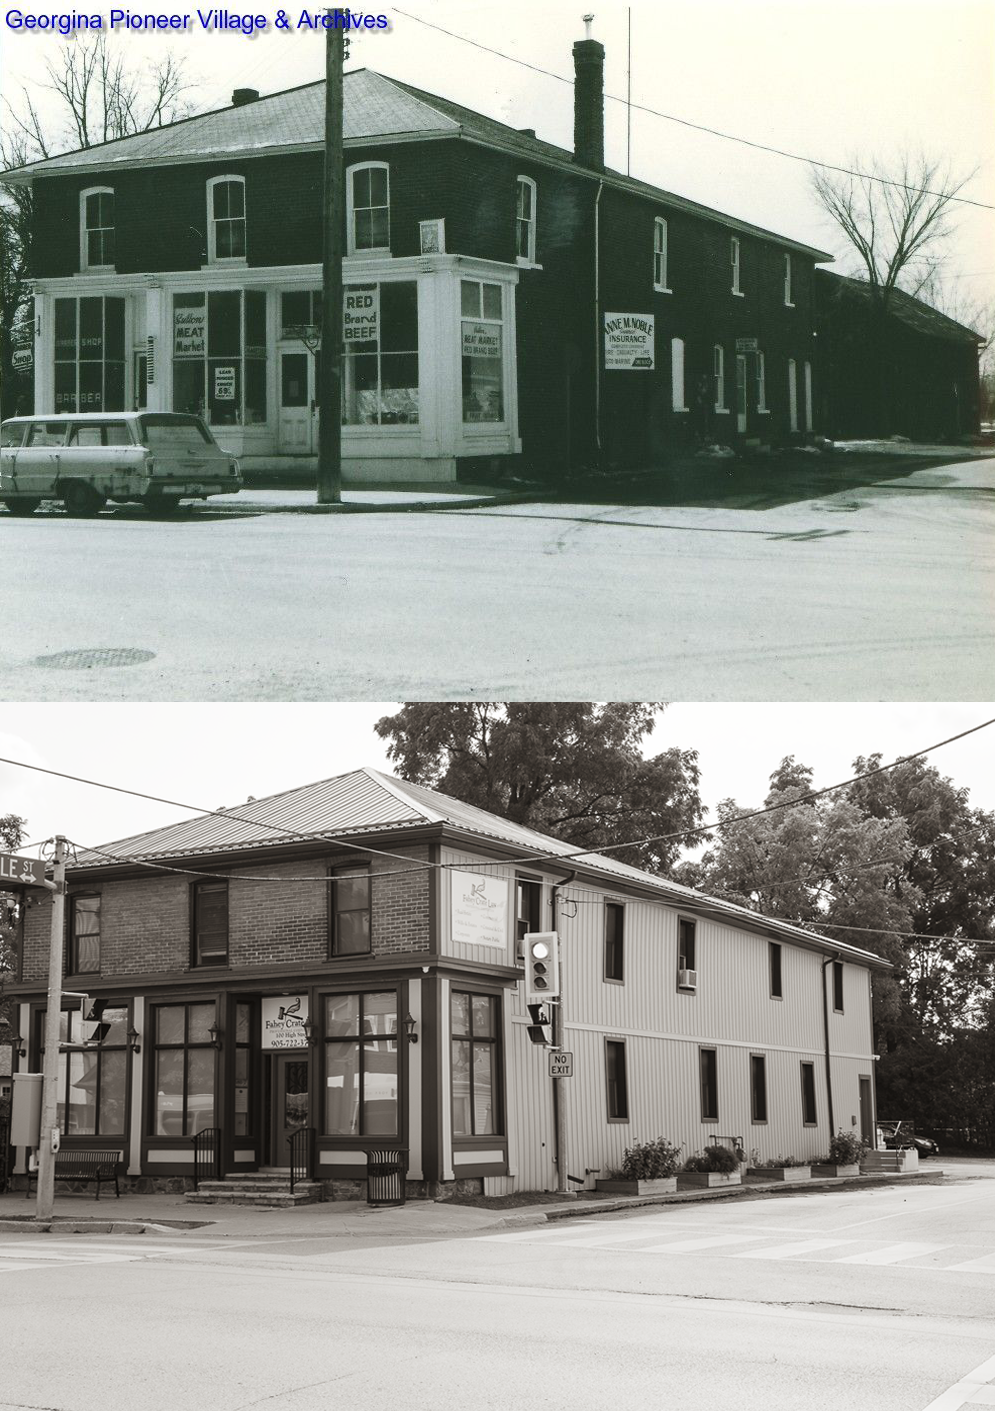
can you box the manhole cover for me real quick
[32,647,156,669]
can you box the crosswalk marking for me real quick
[835,1242,945,1265]
[0,1239,223,1272]
[640,1234,764,1254]
[945,1253,995,1274]
[736,1238,848,1260]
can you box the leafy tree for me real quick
[0,812,27,1047]
[375,703,703,872]
[1,34,193,416]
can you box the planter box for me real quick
[746,1165,812,1182]
[596,1177,678,1196]
[676,1171,742,1189]
[811,1163,860,1178]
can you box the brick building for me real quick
[6,768,888,1199]
[3,31,831,484]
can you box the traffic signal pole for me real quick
[36,836,67,1222]
[316,8,345,504]
[550,872,575,1197]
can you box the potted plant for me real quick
[812,1129,867,1178]
[677,1143,743,1189]
[597,1137,683,1195]
[745,1154,812,1182]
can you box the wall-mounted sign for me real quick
[419,218,445,255]
[604,312,655,370]
[11,348,33,372]
[462,322,501,358]
[344,288,379,343]
[174,307,206,356]
[261,995,310,1050]
[451,871,509,949]
[214,365,236,400]
[735,337,759,353]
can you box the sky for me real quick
[1,702,992,862]
[1,0,993,313]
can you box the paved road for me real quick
[1,1177,993,1410]
[2,457,993,700]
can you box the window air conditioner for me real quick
[678,968,697,989]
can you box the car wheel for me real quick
[4,498,41,516]
[63,482,105,517]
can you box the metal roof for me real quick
[73,766,890,968]
[1,69,831,261]
[818,270,984,344]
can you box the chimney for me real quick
[232,88,260,107]
[573,16,605,171]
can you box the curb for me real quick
[220,490,539,516]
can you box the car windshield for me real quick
[137,414,213,450]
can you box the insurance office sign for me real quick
[604,312,655,370]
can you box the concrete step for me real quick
[186,1184,324,1207]
[860,1150,919,1172]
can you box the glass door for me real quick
[271,1053,310,1166]
[735,355,748,434]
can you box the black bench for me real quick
[25,1149,123,1200]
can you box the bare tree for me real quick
[0,34,195,415]
[811,151,974,315]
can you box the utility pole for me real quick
[550,872,575,1196]
[316,7,346,504]
[36,836,67,1222]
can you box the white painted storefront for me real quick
[32,253,522,483]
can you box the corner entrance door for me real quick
[735,354,748,434]
[859,1075,874,1146]
[278,351,319,454]
[270,1053,310,1167]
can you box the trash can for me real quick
[365,1147,408,1208]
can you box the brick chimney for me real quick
[573,17,605,171]
[232,88,260,107]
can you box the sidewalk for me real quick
[0,1167,949,1240]
[221,485,525,514]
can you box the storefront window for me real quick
[342,282,418,426]
[38,1002,129,1136]
[461,281,504,423]
[281,290,322,338]
[234,1001,253,1137]
[451,992,500,1136]
[323,991,397,1136]
[172,290,267,426]
[152,1002,216,1137]
[54,296,125,413]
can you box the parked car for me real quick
[878,1120,939,1157]
[1,411,241,516]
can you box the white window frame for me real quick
[347,161,391,257]
[757,350,769,413]
[731,236,743,296]
[515,175,537,266]
[206,175,247,266]
[783,253,795,307]
[653,217,671,293]
[671,337,689,413]
[79,186,115,271]
[713,343,728,412]
[788,358,799,431]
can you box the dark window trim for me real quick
[451,988,504,1140]
[147,998,219,1140]
[189,877,229,968]
[800,1060,818,1126]
[700,1046,718,1122]
[321,986,402,1142]
[514,871,543,966]
[328,862,372,959]
[750,1052,768,1124]
[832,960,845,1013]
[677,915,697,989]
[604,900,625,985]
[35,996,132,1139]
[605,1037,629,1123]
[769,941,783,1000]
[67,891,101,976]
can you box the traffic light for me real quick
[526,1002,552,1046]
[524,931,559,1003]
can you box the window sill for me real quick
[732,289,745,298]
[348,247,392,259]
[78,266,116,275]
[603,976,624,986]
[673,406,690,414]
[714,406,730,414]
[653,285,673,295]
[203,259,247,269]
[515,257,543,270]
[784,301,796,309]
[758,408,771,414]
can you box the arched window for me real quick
[80,187,115,270]
[207,175,246,263]
[653,217,670,291]
[515,176,537,264]
[347,162,390,255]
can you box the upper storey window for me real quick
[515,176,537,264]
[653,217,670,291]
[348,162,390,255]
[80,188,115,270]
[731,236,743,295]
[208,176,246,263]
[783,253,795,306]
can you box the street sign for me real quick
[0,853,47,887]
[548,1050,573,1079]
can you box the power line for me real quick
[391,7,995,215]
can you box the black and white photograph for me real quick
[1,2,995,1409]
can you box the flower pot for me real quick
[811,1162,860,1178]
[746,1165,812,1182]
[595,1177,678,1196]
[676,1171,742,1189]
